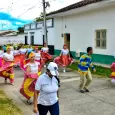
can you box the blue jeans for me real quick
[38,102,59,115]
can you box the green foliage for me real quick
[0,90,22,115]
[34,12,44,22]
[35,12,52,22]
[35,17,44,22]
[18,27,24,34]
[24,45,43,49]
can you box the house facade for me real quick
[24,19,54,46]
[0,31,24,45]
[47,0,115,65]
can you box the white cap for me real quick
[47,62,59,76]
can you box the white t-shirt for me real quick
[0,51,4,58]
[3,53,14,61]
[41,47,49,53]
[25,62,39,73]
[19,48,27,54]
[13,50,20,55]
[61,49,69,55]
[35,51,41,60]
[35,73,59,106]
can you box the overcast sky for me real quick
[0,0,81,30]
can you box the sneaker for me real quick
[80,90,85,93]
[85,89,90,92]
[11,83,14,86]
[27,100,32,105]
[5,80,7,83]
[44,65,46,68]
[63,69,66,73]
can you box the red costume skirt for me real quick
[54,55,73,67]
[42,52,52,65]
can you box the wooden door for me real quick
[64,34,70,50]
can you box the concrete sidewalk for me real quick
[0,68,115,115]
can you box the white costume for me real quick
[41,47,49,53]
[61,49,69,55]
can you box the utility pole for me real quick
[42,0,48,45]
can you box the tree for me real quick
[34,12,44,22]
[18,27,24,34]
[35,12,51,22]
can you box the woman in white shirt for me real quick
[19,45,27,54]
[13,47,20,68]
[54,45,73,72]
[20,52,41,104]
[33,62,59,115]
[13,46,20,56]
[2,46,15,85]
[41,43,52,67]
[34,46,42,62]
[41,43,49,53]
[34,46,42,71]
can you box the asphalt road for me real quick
[0,68,115,115]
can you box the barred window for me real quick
[95,29,107,49]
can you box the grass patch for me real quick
[0,90,22,115]
[68,62,111,78]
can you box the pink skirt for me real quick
[0,61,14,83]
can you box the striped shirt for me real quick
[78,54,94,74]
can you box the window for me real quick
[95,29,107,48]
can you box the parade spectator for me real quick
[33,62,60,115]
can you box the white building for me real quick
[46,0,115,65]
[0,31,24,45]
[24,19,54,46]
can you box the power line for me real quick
[0,0,43,30]
[6,0,23,12]
[17,3,40,17]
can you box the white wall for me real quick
[0,34,24,45]
[25,30,43,45]
[47,28,55,45]
[54,6,115,55]
[24,28,55,45]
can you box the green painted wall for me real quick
[54,49,61,56]
[55,49,114,65]
[80,52,114,65]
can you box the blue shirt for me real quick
[78,54,94,74]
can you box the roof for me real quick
[0,31,17,36]
[47,0,103,16]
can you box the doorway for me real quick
[43,35,45,45]
[25,36,28,45]
[31,35,34,45]
[64,33,70,50]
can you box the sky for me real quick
[0,0,81,30]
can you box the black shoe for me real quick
[80,90,85,93]
[85,89,90,92]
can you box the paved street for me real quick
[0,68,115,115]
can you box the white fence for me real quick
[0,34,25,45]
